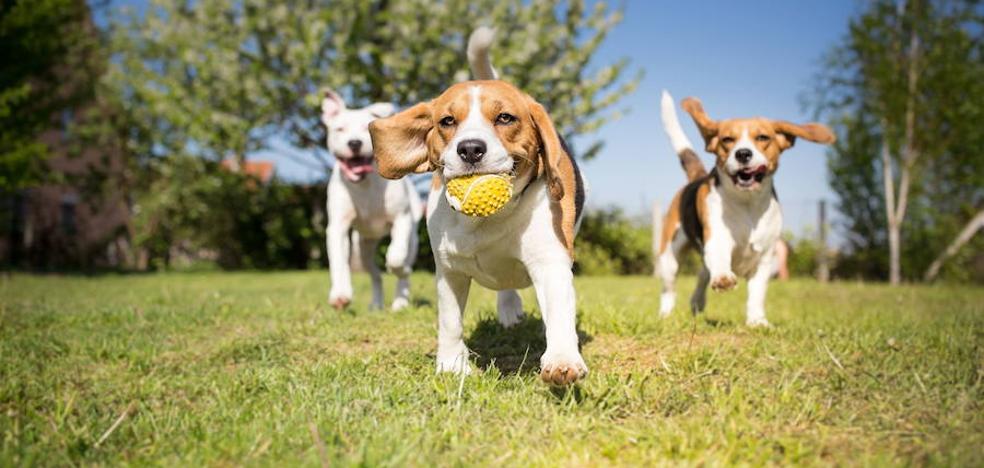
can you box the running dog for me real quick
[657,91,835,326]
[322,89,423,311]
[368,28,588,385]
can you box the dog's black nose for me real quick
[457,139,486,164]
[347,139,363,153]
[735,148,752,164]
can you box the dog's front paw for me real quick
[710,272,738,292]
[540,349,588,386]
[746,317,771,328]
[329,295,351,310]
[436,348,472,375]
[391,297,410,311]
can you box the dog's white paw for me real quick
[539,349,588,386]
[436,347,472,375]
[710,272,738,292]
[328,294,351,310]
[391,297,410,311]
[497,306,524,328]
[746,317,771,328]
[659,292,675,318]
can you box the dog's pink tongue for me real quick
[752,165,768,175]
[350,161,373,175]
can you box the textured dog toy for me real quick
[445,174,513,217]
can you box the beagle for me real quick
[657,91,835,326]
[368,28,588,385]
[322,89,423,311]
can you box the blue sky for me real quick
[101,0,860,238]
[577,1,859,235]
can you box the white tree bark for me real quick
[882,10,920,285]
[924,209,984,282]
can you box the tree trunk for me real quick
[881,133,902,285]
[881,5,921,285]
[924,209,984,282]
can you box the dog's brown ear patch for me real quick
[772,121,837,148]
[681,97,719,152]
[529,100,577,258]
[369,102,435,179]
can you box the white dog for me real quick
[322,89,423,311]
[368,28,588,386]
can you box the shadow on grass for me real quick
[465,314,593,378]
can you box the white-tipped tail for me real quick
[661,90,707,182]
[467,27,498,80]
[661,90,694,154]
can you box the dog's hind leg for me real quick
[358,235,384,310]
[658,227,686,317]
[496,290,525,328]
[386,212,418,311]
[690,266,710,315]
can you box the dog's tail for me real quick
[467,27,498,80]
[661,90,706,182]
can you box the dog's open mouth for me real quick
[731,165,768,189]
[338,156,374,182]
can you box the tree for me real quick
[107,0,640,169]
[0,0,101,190]
[810,0,984,283]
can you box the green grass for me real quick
[1,272,982,466]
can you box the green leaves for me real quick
[110,0,640,165]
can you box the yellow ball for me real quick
[445,173,513,217]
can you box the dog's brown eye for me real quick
[755,135,771,142]
[439,116,456,127]
[495,113,517,125]
[721,137,736,145]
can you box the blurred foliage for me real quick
[0,0,102,191]
[783,230,821,278]
[133,155,325,270]
[808,0,984,282]
[101,0,640,271]
[107,0,640,166]
[574,207,652,276]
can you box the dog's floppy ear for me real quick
[366,102,395,118]
[681,97,719,152]
[529,99,578,256]
[772,121,837,149]
[321,88,346,123]
[369,102,435,179]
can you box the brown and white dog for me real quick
[657,91,835,326]
[368,28,588,385]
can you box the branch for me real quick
[923,209,984,282]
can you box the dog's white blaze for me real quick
[441,86,513,179]
[726,128,770,176]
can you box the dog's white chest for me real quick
[708,187,783,277]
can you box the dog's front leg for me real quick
[528,262,587,386]
[327,219,354,309]
[703,234,738,292]
[435,268,472,375]
[745,251,774,327]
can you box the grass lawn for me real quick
[1,271,982,466]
